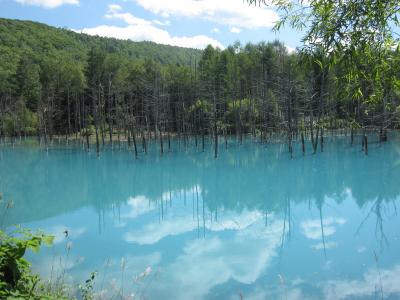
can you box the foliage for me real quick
[0,227,63,299]
[247,0,400,105]
[0,18,201,67]
[78,272,97,300]
[0,16,399,146]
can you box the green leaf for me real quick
[314,59,323,69]
[42,235,54,247]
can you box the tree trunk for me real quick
[132,127,138,159]
[320,128,324,152]
[214,96,218,159]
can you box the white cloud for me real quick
[153,19,171,26]
[230,27,242,34]
[105,4,152,26]
[311,241,338,250]
[301,217,347,240]
[134,0,279,29]
[124,209,263,245]
[15,0,79,8]
[211,27,220,33]
[322,265,400,300]
[78,5,224,49]
[120,195,156,219]
[147,217,285,300]
[107,3,121,12]
[286,45,296,54]
[237,265,400,300]
[79,25,224,49]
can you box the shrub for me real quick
[0,227,71,299]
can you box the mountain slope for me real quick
[0,18,202,66]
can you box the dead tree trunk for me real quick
[213,95,218,159]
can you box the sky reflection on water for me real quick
[1,134,400,299]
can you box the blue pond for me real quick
[1,134,400,299]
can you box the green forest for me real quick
[1,12,400,158]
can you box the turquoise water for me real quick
[1,134,400,300]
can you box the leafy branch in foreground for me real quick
[0,227,69,299]
[247,0,400,96]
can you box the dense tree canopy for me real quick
[0,17,399,157]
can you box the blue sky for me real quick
[0,0,303,50]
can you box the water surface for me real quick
[1,135,400,300]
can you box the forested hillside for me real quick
[0,17,399,158]
[0,18,201,65]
